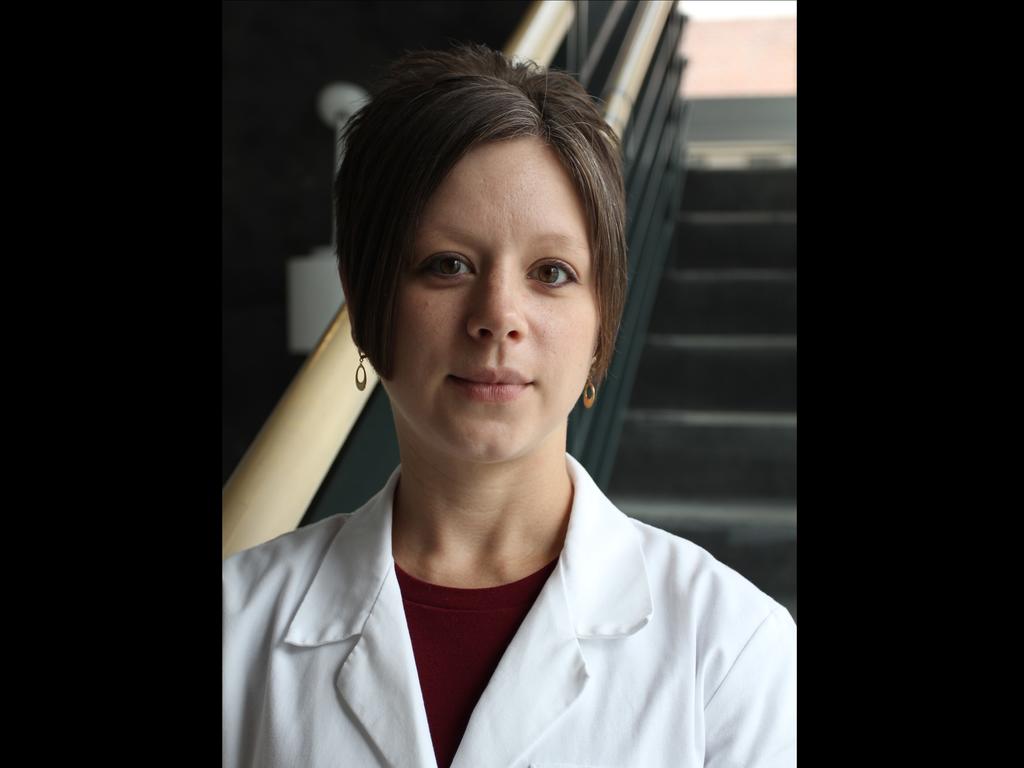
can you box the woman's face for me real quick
[381,136,600,465]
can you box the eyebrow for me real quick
[421,224,589,256]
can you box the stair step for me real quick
[609,409,796,498]
[649,269,796,334]
[680,168,796,212]
[613,497,796,528]
[632,336,796,411]
[671,212,796,269]
[676,211,797,225]
[665,267,796,280]
[625,409,796,428]
[646,334,796,349]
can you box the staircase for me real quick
[608,166,797,621]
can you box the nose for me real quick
[465,267,525,343]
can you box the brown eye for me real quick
[538,265,559,284]
[533,262,575,287]
[428,255,469,277]
[438,257,461,275]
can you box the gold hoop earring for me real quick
[583,376,596,409]
[355,351,367,391]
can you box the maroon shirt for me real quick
[394,556,560,768]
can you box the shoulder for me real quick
[627,514,784,619]
[222,513,351,617]
[623,515,795,702]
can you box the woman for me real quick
[224,42,796,768]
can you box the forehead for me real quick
[416,137,590,255]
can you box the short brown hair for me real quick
[335,42,627,388]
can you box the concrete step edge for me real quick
[646,334,797,350]
[675,211,797,225]
[624,409,797,428]
[666,268,797,282]
[611,497,797,529]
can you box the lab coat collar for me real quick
[285,451,653,646]
[284,451,653,768]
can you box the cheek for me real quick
[394,291,449,348]
[389,289,468,384]
[535,301,600,371]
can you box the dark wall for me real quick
[222,0,531,484]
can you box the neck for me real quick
[390,430,573,589]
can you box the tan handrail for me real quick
[223,0,678,559]
[602,0,676,141]
[503,0,575,64]
[222,304,379,558]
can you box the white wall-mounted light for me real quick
[286,81,369,354]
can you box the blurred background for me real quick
[223,1,796,618]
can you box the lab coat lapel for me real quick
[451,453,653,768]
[450,559,588,768]
[335,567,436,768]
[285,466,436,768]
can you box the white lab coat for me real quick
[223,452,796,768]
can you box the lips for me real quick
[448,375,530,403]
[451,367,532,385]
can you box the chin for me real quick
[444,411,572,464]
[439,421,530,464]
